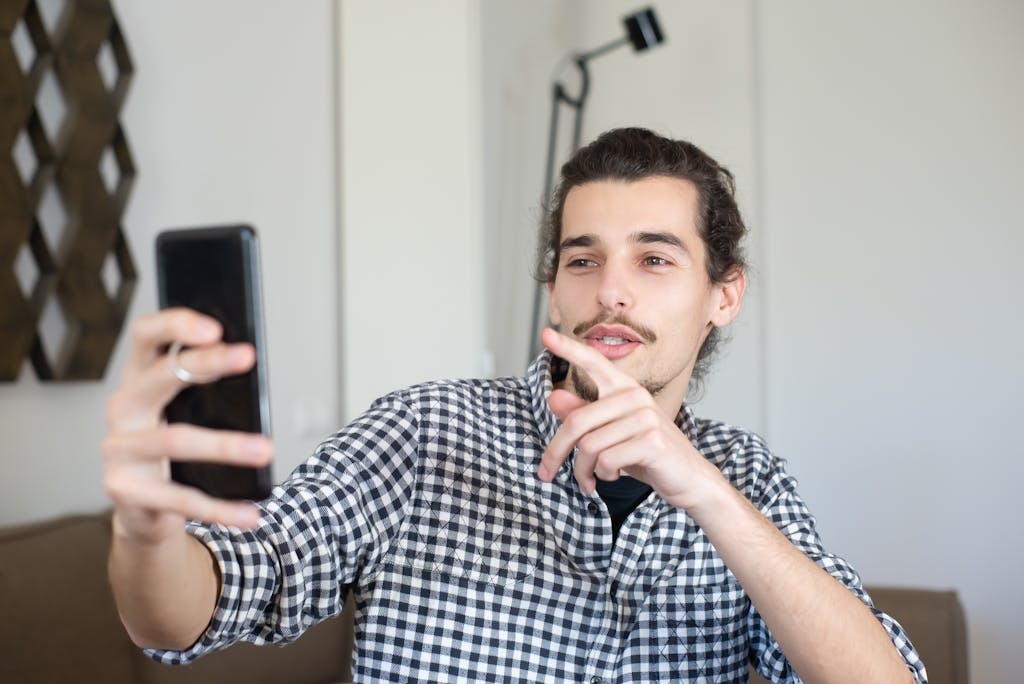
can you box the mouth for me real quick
[582,324,644,359]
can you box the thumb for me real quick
[548,388,587,420]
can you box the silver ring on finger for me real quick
[168,341,221,384]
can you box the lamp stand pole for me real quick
[526,8,665,364]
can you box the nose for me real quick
[596,259,634,311]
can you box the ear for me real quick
[709,268,746,328]
[546,280,562,326]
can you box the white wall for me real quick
[482,0,765,433]
[339,0,487,420]
[759,3,1024,683]
[481,1,579,382]
[0,1,339,525]
[483,1,1022,682]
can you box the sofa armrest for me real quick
[748,585,967,684]
[866,585,967,684]
[0,513,146,683]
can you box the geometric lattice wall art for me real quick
[1,0,136,381]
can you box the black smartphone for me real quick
[155,225,273,500]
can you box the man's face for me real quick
[547,176,742,414]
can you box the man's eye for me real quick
[566,257,597,268]
[643,256,670,266]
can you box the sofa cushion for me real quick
[0,510,353,684]
[0,514,145,684]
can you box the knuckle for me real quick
[100,433,122,461]
[105,393,124,426]
[130,315,151,340]
[595,463,616,481]
[132,312,166,343]
[596,450,618,473]
[220,433,241,461]
[630,386,651,403]
[160,425,187,454]
[540,450,561,472]
[103,473,130,502]
[640,405,660,426]
[190,492,219,522]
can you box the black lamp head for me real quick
[623,7,664,51]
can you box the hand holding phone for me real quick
[155,225,274,500]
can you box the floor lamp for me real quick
[528,7,666,362]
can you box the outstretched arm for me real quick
[104,309,272,649]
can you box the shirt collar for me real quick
[526,351,560,445]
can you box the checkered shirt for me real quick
[147,352,927,683]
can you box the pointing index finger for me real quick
[540,327,636,395]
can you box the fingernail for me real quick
[230,346,254,364]
[537,464,550,481]
[245,437,268,458]
[197,319,220,337]
[237,506,261,529]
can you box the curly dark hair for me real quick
[534,127,749,390]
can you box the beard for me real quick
[565,313,664,402]
[569,364,668,403]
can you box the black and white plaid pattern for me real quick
[148,353,927,683]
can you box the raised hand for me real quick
[103,308,272,544]
[536,327,720,511]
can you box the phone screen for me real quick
[156,225,273,500]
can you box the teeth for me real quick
[599,337,629,345]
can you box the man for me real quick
[105,128,926,682]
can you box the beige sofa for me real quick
[0,511,966,683]
[0,512,352,684]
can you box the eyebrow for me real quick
[559,235,595,251]
[633,231,688,253]
[558,231,689,253]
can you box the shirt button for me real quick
[587,501,600,515]
[590,677,602,684]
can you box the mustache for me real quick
[571,313,657,343]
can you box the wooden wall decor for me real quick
[1,0,136,381]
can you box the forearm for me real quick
[688,479,913,684]
[108,515,220,651]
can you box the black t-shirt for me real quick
[596,476,652,539]
[549,354,654,538]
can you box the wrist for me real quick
[111,506,188,548]
[663,451,736,518]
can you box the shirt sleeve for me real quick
[145,393,420,665]
[741,443,928,684]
